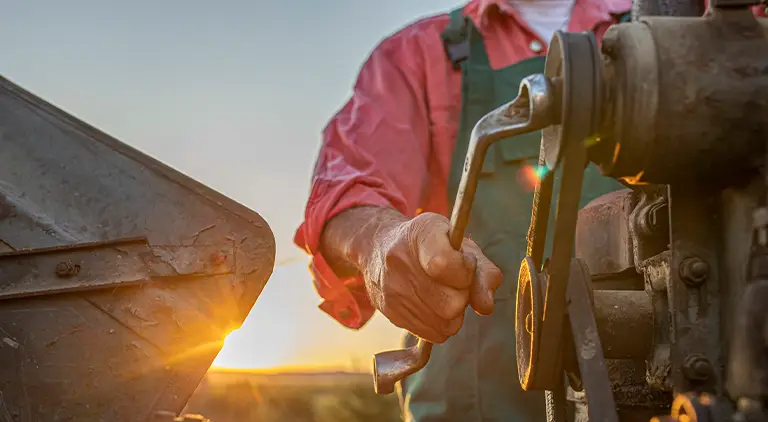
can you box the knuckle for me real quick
[409,213,449,240]
[425,254,450,277]
[409,212,441,231]
[442,296,467,320]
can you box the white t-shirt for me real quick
[507,0,576,45]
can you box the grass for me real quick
[182,369,402,421]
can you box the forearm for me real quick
[319,206,408,278]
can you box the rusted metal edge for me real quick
[0,236,148,257]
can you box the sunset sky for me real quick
[1,0,462,372]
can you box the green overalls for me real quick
[396,9,626,422]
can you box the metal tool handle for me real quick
[372,74,556,395]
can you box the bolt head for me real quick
[55,260,80,278]
[680,257,709,286]
[683,354,712,381]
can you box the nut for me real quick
[683,354,713,382]
[55,261,81,278]
[680,257,709,287]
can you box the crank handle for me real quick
[373,339,433,394]
[371,74,556,395]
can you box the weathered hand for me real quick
[361,212,503,343]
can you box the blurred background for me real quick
[1,0,462,420]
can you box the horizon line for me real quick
[208,365,374,375]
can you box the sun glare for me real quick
[211,325,299,371]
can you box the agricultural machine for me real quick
[372,0,768,421]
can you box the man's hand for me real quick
[320,206,502,344]
[360,212,502,343]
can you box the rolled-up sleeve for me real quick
[294,29,431,329]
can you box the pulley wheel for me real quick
[516,256,544,391]
[541,31,603,170]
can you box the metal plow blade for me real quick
[0,75,276,421]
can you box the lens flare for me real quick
[517,164,544,192]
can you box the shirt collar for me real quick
[466,0,630,31]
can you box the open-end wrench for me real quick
[372,73,557,395]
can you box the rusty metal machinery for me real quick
[0,76,275,421]
[372,0,768,421]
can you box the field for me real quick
[182,369,402,422]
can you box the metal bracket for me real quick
[667,185,721,394]
[0,237,234,300]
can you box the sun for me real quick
[211,325,295,371]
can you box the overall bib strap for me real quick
[441,9,469,69]
[446,11,498,199]
[441,8,492,69]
